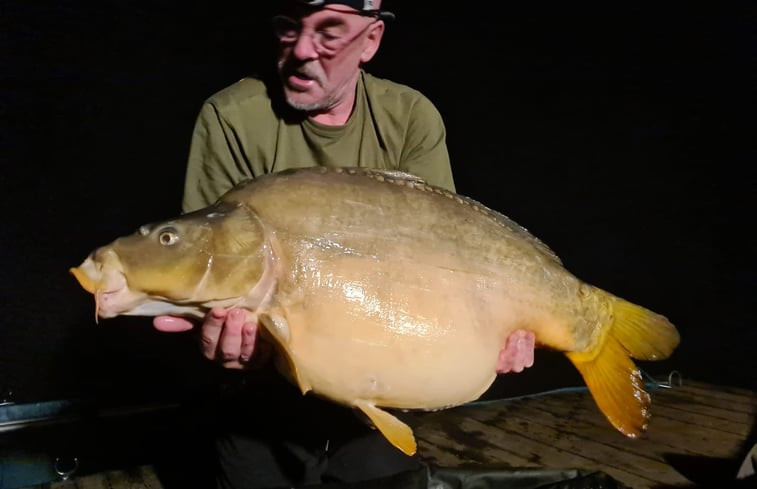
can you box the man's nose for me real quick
[291,32,319,60]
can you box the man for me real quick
[154,1,535,487]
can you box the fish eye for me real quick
[158,227,179,246]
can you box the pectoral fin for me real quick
[355,401,417,456]
[258,313,311,394]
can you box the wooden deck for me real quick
[401,379,756,488]
[24,379,756,489]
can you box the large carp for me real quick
[70,167,680,455]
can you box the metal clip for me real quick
[55,456,79,481]
[657,370,683,389]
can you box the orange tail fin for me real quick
[566,296,680,437]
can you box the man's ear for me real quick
[360,21,385,63]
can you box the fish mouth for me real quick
[70,254,131,320]
[69,265,98,294]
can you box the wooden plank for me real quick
[518,401,745,471]
[574,390,746,454]
[638,410,746,458]
[471,395,740,460]
[491,386,752,441]
[460,405,691,487]
[415,411,663,489]
[650,405,751,439]
[685,380,757,401]
[105,467,159,489]
[513,382,756,421]
[460,415,687,487]
[407,382,755,489]
[413,420,537,468]
[40,479,80,489]
[41,465,162,489]
[416,437,484,468]
[654,386,756,418]
[72,475,111,489]
[505,392,749,456]
[408,412,541,467]
[650,394,753,436]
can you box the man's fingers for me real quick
[153,316,195,332]
[521,331,535,369]
[193,308,261,369]
[497,348,515,374]
[510,330,535,372]
[217,308,246,361]
[496,330,536,374]
[199,308,229,359]
[239,323,258,362]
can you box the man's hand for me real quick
[153,308,262,369]
[496,330,535,374]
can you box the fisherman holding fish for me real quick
[70,0,681,485]
[148,1,535,487]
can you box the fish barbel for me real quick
[70,167,680,455]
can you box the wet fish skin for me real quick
[70,167,680,455]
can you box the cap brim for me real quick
[377,10,395,21]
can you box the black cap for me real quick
[294,0,395,21]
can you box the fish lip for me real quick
[71,250,136,318]
[70,266,97,294]
[93,273,131,318]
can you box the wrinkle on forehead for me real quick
[322,5,361,14]
[297,8,377,34]
[287,2,381,21]
[319,0,383,13]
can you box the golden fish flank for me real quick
[70,167,680,456]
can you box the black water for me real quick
[2,1,755,411]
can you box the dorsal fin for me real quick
[366,169,427,184]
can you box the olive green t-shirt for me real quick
[182,70,455,212]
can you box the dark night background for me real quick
[1,0,755,482]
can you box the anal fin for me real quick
[355,401,417,456]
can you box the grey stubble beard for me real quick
[278,59,337,112]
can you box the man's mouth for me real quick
[292,70,314,81]
[287,71,317,91]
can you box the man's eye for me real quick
[318,29,342,42]
[272,16,300,40]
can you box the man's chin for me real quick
[284,92,328,112]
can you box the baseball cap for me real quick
[293,0,395,21]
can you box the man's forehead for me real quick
[297,1,379,10]
[280,0,392,20]
[282,6,360,23]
